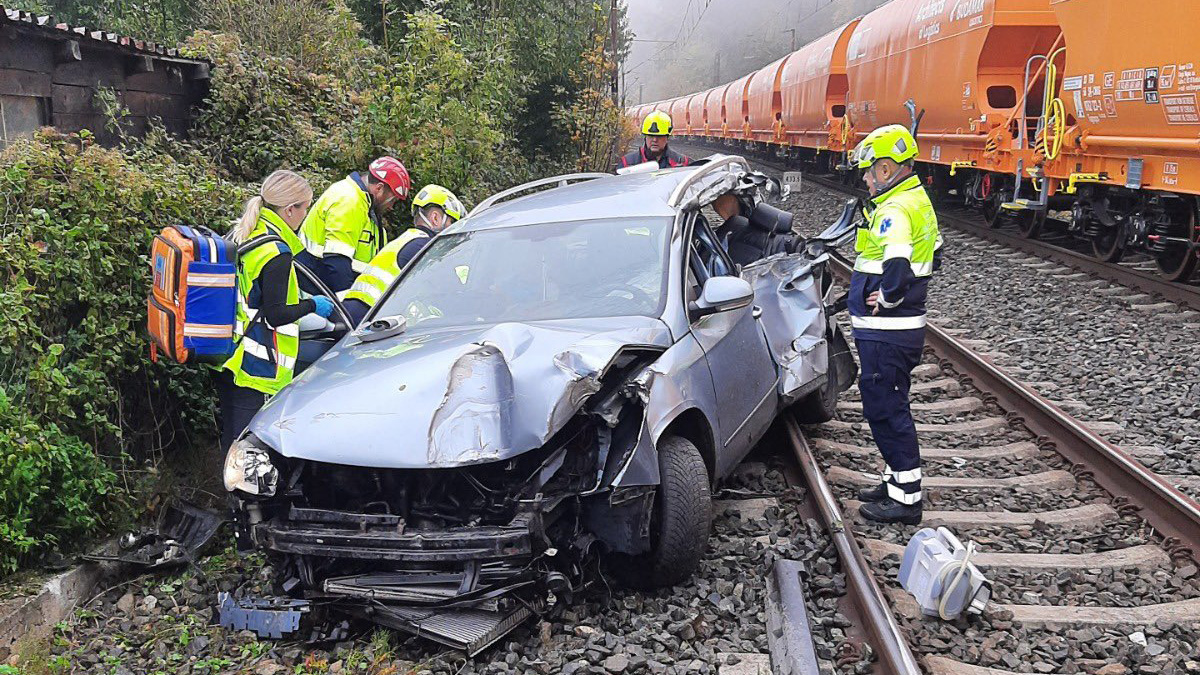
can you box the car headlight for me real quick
[223,435,279,497]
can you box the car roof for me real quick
[448,167,697,234]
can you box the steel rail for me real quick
[922,318,1200,555]
[783,415,924,675]
[824,257,1200,556]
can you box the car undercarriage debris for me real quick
[84,499,226,570]
[349,594,541,656]
[217,592,352,642]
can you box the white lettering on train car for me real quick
[951,0,985,21]
[914,0,947,23]
[847,28,872,61]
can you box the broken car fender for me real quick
[636,332,719,453]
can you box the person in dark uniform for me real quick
[847,125,942,526]
[618,111,692,170]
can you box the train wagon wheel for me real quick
[1090,224,1125,263]
[1016,209,1046,239]
[1154,198,1199,282]
[982,194,1006,228]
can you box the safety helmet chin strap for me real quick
[416,207,445,232]
[867,162,914,198]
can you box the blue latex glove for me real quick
[311,295,335,318]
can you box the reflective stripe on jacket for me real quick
[299,173,387,272]
[618,144,692,170]
[222,210,302,396]
[849,174,940,347]
[343,228,430,308]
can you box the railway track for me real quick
[680,140,1200,672]
[768,256,1200,673]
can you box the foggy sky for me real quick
[624,0,834,104]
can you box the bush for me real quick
[181,30,366,181]
[0,2,618,574]
[355,10,511,204]
[0,129,247,571]
[199,0,373,82]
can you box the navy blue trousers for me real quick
[856,339,924,503]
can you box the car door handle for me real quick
[752,305,763,319]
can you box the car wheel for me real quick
[792,346,840,424]
[615,435,711,589]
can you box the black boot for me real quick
[857,483,888,502]
[859,498,922,525]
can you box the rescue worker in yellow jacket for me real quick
[343,184,466,324]
[848,125,942,526]
[296,156,411,297]
[219,170,335,452]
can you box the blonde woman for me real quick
[218,170,334,451]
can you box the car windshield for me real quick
[374,217,673,328]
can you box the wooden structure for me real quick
[1,7,209,149]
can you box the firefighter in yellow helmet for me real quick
[848,124,942,526]
[618,110,692,170]
[343,184,466,324]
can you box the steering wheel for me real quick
[601,284,656,307]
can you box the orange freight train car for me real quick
[1037,0,1200,278]
[747,55,791,144]
[701,87,724,139]
[684,92,706,135]
[668,97,689,135]
[721,74,752,140]
[778,20,860,166]
[844,0,1059,183]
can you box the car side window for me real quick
[689,215,735,279]
[687,213,738,303]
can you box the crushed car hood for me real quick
[249,318,672,469]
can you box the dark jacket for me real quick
[618,144,692,170]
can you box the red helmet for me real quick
[368,156,411,200]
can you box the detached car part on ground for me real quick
[221,157,857,655]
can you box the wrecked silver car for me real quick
[222,156,856,654]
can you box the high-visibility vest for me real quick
[854,175,939,277]
[222,210,302,395]
[298,174,387,273]
[849,174,940,333]
[344,228,429,308]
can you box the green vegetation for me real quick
[1,0,631,573]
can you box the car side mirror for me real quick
[689,276,754,321]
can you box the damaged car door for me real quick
[684,213,779,476]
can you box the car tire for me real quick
[792,346,840,424]
[615,435,711,589]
